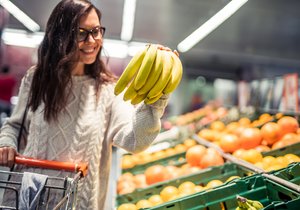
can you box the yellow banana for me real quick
[163,52,183,94]
[133,44,157,90]
[236,195,263,210]
[137,49,163,95]
[123,81,138,101]
[130,93,148,105]
[147,50,173,99]
[247,199,263,209]
[144,92,163,105]
[114,45,148,95]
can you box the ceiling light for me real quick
[2,28,43,48]
[120,0,137,41]
[177,0,248,52]
[103,39,128,58]
[127,41,148,57]
[0,0,40,32]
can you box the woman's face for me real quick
[77,8,103,65]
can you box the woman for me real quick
[0,0,169,209]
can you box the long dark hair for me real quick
[29,0,116,121]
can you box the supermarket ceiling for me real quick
[3,0,300,79]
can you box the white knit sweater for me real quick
[0,68,169,209]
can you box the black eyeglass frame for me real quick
[77,26,106,42]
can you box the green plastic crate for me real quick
[262,142,300,157]
[271,162,300,185]
[117,162,254,206]
[148,174,300,210]
[122,151,186,175]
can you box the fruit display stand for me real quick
[262,141,300,157]
[117,162,254,206]
[147,174,300,210]
[190,133,300,208]
[271,162,300,185]
[116,111,300,209]
[122,151,187,175]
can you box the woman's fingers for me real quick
[0,147,16,168]
[7,148,16,168]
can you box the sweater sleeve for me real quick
[0,69,33,150]
[107,89,169,154]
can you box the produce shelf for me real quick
[117,162,254,206]
[149,174,300,210]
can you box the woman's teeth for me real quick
[82,48,94,53]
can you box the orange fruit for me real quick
[262,156,277,169]
[174,144,187,153]
[199,148,224,168]
[117,203,138,210]
[261,122,283,145]
[219,134,241,153]
[135,199,153,209]
[265,164,285,172]
[272,133,300,150]
[242,149,263,164]
[118,172,134,182]
[259,113,272,121]
[225,122,240,134]
[254,162,264,169]
[139,152,152,164]
[198,128,216,142]
[254,145,271,152]
[152,150,167,160]
[206,179,223,188]
[277,116,299,135]
[183,139,197,148]
[210,120,226,132]
[164,148,177,157]
[185,145,207,167]
[232,148,246,159]
[121,155,135,169]
[144,165,169,185]
[178,181,196,193]
[160,186,179,202]
[165,165,180,179]
[194,185,206,192]
[148,194,164,206]
[284,153,300,164]
[238,117,251,126]
[275,156,289,168]
[239,127,263,149]
[133,174,147,189]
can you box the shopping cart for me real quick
[0,156,88,210]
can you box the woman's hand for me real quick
[0,147,17,168]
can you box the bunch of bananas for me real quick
[236,195,264,210]
[114,44,183,105]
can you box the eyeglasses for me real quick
[77,26,106,42]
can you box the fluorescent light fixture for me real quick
[127,41,148,56]
[120,0,137,41]
[177,0,248,52]
[2,28,43,48]
[103,39,128,58]
[0,0,40,32]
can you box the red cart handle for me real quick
[15,156,88,177]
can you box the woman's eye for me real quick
[92,28,100,37]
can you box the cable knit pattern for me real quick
[0,69,169,210]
